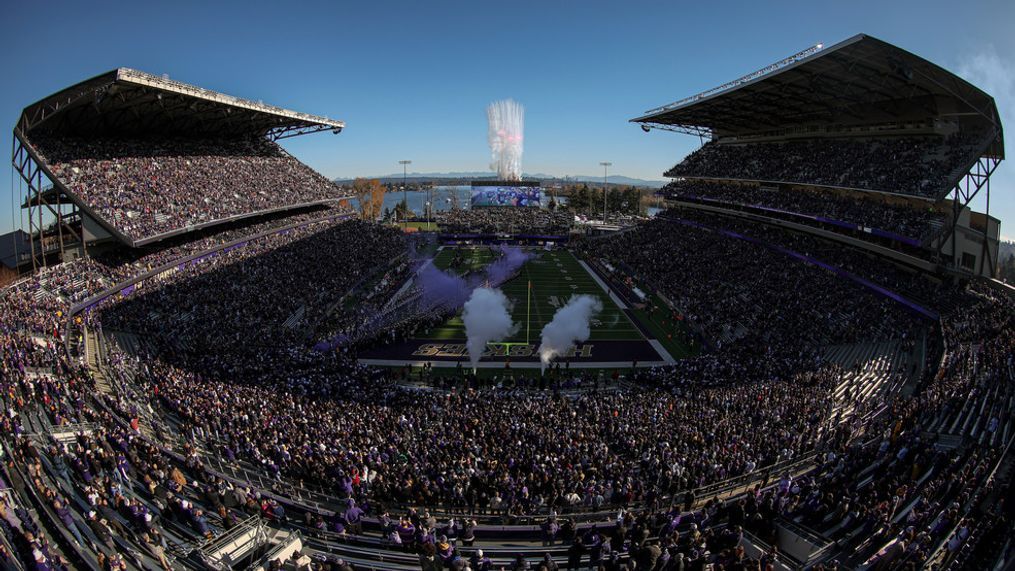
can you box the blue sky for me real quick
[2,0,1013,237]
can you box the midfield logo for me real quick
[412,343,594,358]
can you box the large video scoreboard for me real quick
[470,180,542,208]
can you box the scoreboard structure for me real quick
[470,180,542,208]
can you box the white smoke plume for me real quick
[487,99,524,181]
[538,295,603,368]
[462,287,517,369]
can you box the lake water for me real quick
[367,185,658,218]
[380,186,472,215]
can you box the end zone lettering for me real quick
[411,343,593,359]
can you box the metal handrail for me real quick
[922,433,1015,569]
[69,212,353,316]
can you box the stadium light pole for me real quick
[600,162,611,224]
[399,160,411,228]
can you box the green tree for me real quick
[607,187,624,214]
[588,187,604,218]
[1000,252,1015,283]
[569,184,590,212]
[623,187,642,215]
[393,200,411,221]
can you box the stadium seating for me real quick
[585,214,918,354]
[663,179,947,247]
[823,340,911,424]
[0,35,983,571]
[1,183,1012,570]
[665,134,987,198]
[31,135,348,242]
[435,208,573,234]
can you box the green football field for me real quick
[417,247,646,343]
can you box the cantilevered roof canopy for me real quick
[633,34,1003,158]
[16,68,345,140]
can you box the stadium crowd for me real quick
[0,198,1011,570]
[660,206,970,320]
[435,209,573,234]
[662,180,946,243]
[665,134,986,198]
[8,41,1011,571]
[89,213,853,516]
[32,135,346,241]
[27,206,350,306]
[582,215,920,353]
[99,219,404,356]
[144,355,840,513]
[767,282,1014,569]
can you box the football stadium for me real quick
[358,246,687,369]
[1,21,1013,571]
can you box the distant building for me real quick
[0,230,32,287]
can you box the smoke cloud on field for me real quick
[462,287,517,368]
[538,294,602,369]
[417,262,472,309]
[486,245,533,284]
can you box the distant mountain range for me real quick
[334,171,667,188]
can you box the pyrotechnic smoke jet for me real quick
[463,287,517,369]
[539,295,603,370]
[487,99,524,181]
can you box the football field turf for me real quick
[417,247,645,343]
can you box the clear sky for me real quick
[2,0,1013,237]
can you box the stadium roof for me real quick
[15,68,345,140]
[632,34,1004,157]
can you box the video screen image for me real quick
[470,186,542,207]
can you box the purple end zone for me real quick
[358,338,662,363]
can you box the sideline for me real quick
[578,259,629,310]
[358,358,669,369]
[579,258,676,364]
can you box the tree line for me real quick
[999,241,1015,284]
[561,184,647,216]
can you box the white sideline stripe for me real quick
[577,260,675,365]
[390,274,416,302]
[649,340,677,365]
[359,358,670,369]
[416,258,435,274]
[577,260,629,310]
[394,255,438,302]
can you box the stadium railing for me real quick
[131,199,347,247]
[671,193,926,247]
[922,432,1014,569]
[206,447,819,527]
[191,515,269,570]
[0,446,101,570]
[657,213,940,321]
[91,357,826,536]
[69,211,354,317]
